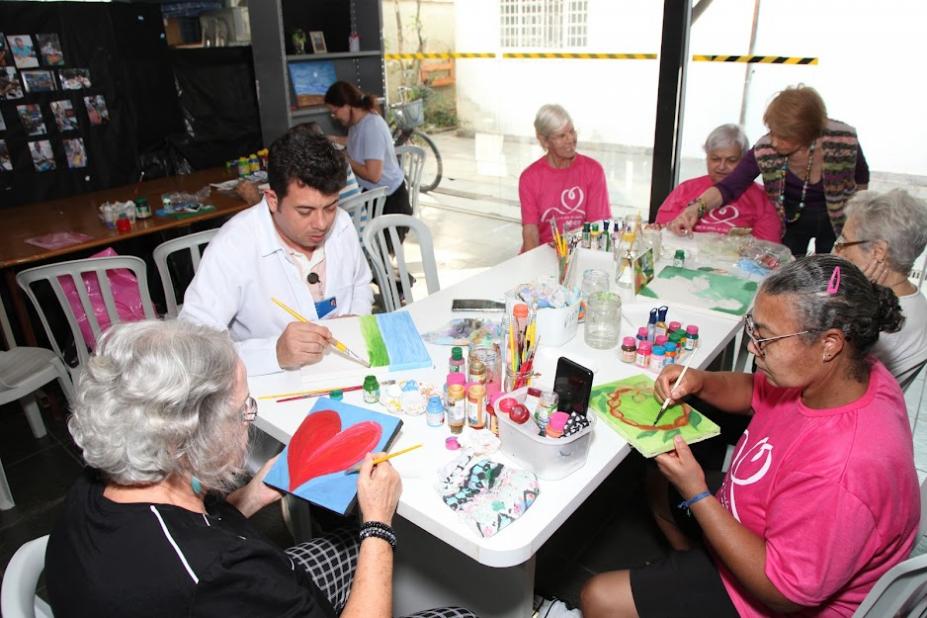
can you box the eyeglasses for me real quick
[832,235,871,253]
[744,313,811,359]
[240,395,258,424]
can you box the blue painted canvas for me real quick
[287,60,337,107]
[264,398,403,515]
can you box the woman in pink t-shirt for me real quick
[518,104,611,252]
[581,255,919,618]
[654,124,782,242]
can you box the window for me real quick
[500,0,588,49]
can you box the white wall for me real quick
[454,0,927,177]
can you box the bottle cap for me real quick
[637,327,648,338]
[549,411,569,431]
[469,359,486,375]
[652,345,665,355]
[674,249,685,259]
[638,341,652,353]
[427,395,444,412]
[622,336,637,347]
[329,389,343,400]
[665,342,678,351]
[513,303,530,319]
[451,346,463,360]
[655,335,668,346]
[363,375,379,388]
[686,325,699,335]
[668,321,682,331]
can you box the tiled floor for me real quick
[2,199,926,614]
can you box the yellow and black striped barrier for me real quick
[503,52,656,60]
[384,52,495,60]
[693,54,818,65]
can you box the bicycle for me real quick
[388,87,443,193]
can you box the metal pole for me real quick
[738,0,761,127]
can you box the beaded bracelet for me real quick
[677,490,711,516]
[693,198,709,219]
[359,521,397,550]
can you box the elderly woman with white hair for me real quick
[834,189,927,386]
[45,319,475,618]
[519,103,611,252]
[656,124,782,242]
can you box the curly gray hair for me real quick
[534,104,573,140]
[69,319,247,491]
[704,123,750,155]
[845,189,927,274]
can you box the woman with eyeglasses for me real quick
[668,85,869,257]
[581,255,918,618]
[834,189,927,386]
[46,320,474,618]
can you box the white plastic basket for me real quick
[393,99,424,130]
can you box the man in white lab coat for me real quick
[180,129,373,376]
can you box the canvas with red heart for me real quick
[263,397,403,515]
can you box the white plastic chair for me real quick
[340,186,388,245]
[363,214,440,313]
[16,256,157,376]
[153,229,219,317]
[0,535,53,618]
[0,295,74,511]
[395,145,425,216]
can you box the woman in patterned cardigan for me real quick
[668,85,869,256]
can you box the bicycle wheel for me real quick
[407,130,443,193]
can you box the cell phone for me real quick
[553,357,594,416]
[451,299,506,312]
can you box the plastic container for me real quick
[535,299,581,346]
[497,409,596,480]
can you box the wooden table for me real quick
[0,167,249,345]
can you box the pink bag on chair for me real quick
[58,247,147,350]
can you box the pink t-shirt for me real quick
[654,175,783,242]
[519,154,611,245]
[714,361,919,617]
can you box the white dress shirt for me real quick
[179,199,373,376]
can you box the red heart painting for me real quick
[287,410,383,491]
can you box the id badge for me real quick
[314,296,337,319]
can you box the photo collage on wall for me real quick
[0,31,102,173]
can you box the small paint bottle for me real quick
[237,156,250,177]
[650,345,665,372]
[329,389,344,401]
[636,341,652,368]
[685,325,699,351]
[448,346,465,374]
[363,375,380,403]
[445,372,465,407]
[654,334,668,348]
[655,305,669,339]
[620,337,637,363]
[535,390,558,432]
[636,326,649,344]
[249,153,260,173]
[673,249,686,268]
[581,222,592,249]
[426,395,445,427]
[668,321,682,334]
[664,342,678,366]
[467,383,486,429]
[446,384,466,434]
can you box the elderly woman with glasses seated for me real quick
[833,189,927,387]
[581,255,918,618]
[655,124,782,242]
[46,319,474,618]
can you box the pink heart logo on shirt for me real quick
[704,205,740,227]
[560,187,585,214]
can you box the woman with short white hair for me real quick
[519,103,611,252]
[835,189,927,386]
[46,319,474,618]
[655,124,782,241]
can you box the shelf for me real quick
[286,50,382,61]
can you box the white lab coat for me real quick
[179,200,373,375]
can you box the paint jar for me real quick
[426,395,445,427]
[685,325,699,350]
[636,326,648,344]
[468,344,500,391]
[363,375,380,403]
[664,342,678,366]
[620,337,637,363]
[116,214,131,233]
[581,222,592,248]
[133,196,151,219]
[636,341,652,368]
[654,334,668,348]
[535,390,558,432]
[650,345,665,372]
[584,291,621,349]
[467,383,486,429]
[673,249,686,268]
[468,359,487,388]
[237,156,250,177]
[581,269,610,299]
[668,321,682,333]
[448,346,465,374]
[446,384,466,434]
[329,389,343,401]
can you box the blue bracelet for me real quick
[677,490,711,513]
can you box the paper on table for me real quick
[638,266,757,317]
[25,231,93,250]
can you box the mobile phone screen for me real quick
[553,357,594,416]
[451,299,506,312]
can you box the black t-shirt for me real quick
[46,470,335,618]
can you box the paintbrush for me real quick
[653,352,695,425]
[271,297,370,368]
[271,380,397,403]
[347,443,423,473]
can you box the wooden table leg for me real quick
[4,268,38,346]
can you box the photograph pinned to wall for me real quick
[28,139,55,172]
[59,68,91,90]
[309,30,327,54]
[633,247,655,295]
[36,34,64,66]
[7,35,38,69]
[64,137,87,168]
[0,67,23,100]
[50,99,78,132]
[287,60,337,108]
[0,33,8,66]
[21,69,56,93]
[16,104,46,136]
[84,94,109,125]
[0,140,11,171]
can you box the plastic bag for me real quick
[58,247,147,350]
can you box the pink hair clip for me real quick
[827,266,841,296]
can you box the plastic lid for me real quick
[329,389,343,400]
[686,324,699,334]
[652,345,665,355]
[665,342,678,351]
[364,375,379,388]
[622,336,637,347]
[655,335,668,346]
[469,359,486,374]
[513,303,530,318]
[638,341,652,353]
[447,373,466,385]
[668,321,682,331]
[451,346,463,360]
[637,327,648,337]
[427,395,444,411]
[401,380,418,392]
[674,249,685,257]
[445,437,461,450]
[549,411,569,431]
